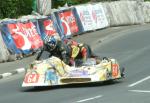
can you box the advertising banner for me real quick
[43,19,62,40]
[90,3,109,29]
[75,5,94,32]
[1,23,22,54]
[54,9,79,38]
[38,16,62,42]
[43,19,58,36]
[58,9,79,37]
[7,22,43,52]
[51,14,64,39]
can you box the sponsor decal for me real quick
[112,64,119,77]
[69,70,88,77]
[45,69,58,84]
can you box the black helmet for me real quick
[45,36,57,50]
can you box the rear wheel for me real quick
[120,67,125,78]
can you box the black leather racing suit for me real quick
[36,40,70,64]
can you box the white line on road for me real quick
[16,68,25,73]
[129,90,150,93]
[75,95,103,103]
[2,73,12,77]
[128,76,150,87]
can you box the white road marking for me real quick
[128,76,150,87]
[1,73,12,77]
[129,90,150,93]
[75,95,103,103]
[16,68,25,73]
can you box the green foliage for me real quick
[52,0,120,8]
[52,0,90,8]
[0,0,33,19]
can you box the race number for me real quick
[24,72,39,83]
[112,64,119,77]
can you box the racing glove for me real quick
[69,58,75,66]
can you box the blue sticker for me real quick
[45,69,58,84]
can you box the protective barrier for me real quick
[102,1,143,26]
[0,30,10,62]
[141,2,150,23]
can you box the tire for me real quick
[120,67,125,78]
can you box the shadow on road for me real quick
[21,80,123,92]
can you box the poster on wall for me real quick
[58,9,79,37]
[1,23,22,54]
[43,19,58,36]
[90,3,109,30]
[38,15,62,41]
[7,22,43,52]
[75,5,94,32]
[43,19,61,41]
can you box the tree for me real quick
[0,0,32,19]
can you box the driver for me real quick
[36,36,70,64]
[64,39,98,66]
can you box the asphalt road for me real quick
[0,24,150,103]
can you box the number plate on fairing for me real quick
[24,71,39,83]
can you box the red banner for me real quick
[8,22,43,50]
[43,20,58,36]
[59,10,79,36]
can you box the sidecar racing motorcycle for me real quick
[22,56,125,87]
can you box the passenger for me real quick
[64,39,98,66]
